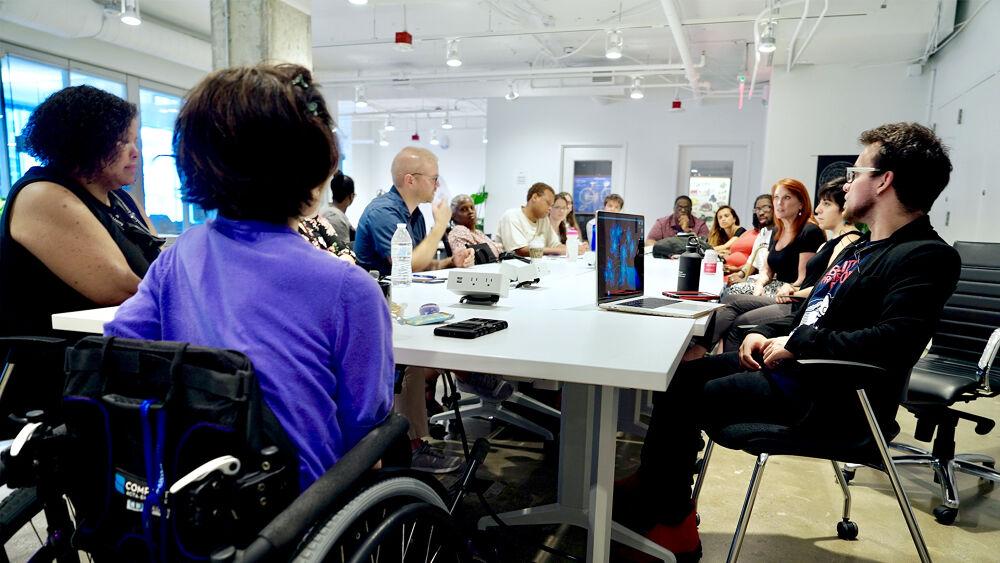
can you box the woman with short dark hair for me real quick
[0,84,161,337]
[106,64,395,489]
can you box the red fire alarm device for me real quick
[395,31,414,52]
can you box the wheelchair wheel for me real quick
[0,488,43,562]
[293,475,459,562]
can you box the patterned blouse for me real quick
[298,215,356,260]
[447,224,502,261]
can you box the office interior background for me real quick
[2,1,999,561]
[2,0,997,244]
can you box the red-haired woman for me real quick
[726,178,825,297]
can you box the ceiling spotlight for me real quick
[383,115,395,131]
[378,130,389,147]
[441,112,453,130]
[605,30,623,60]
[120,0,141,26]
[446,39,462,67]
[430,130,440,146]
[348,0,369,5]
[354,85,368,109]
[629,77,645,100]
[505,82,519,101]
[758,22,777,54]
[482,129,489,144]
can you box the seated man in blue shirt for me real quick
[355,146,473,275]
[356,147,473,474]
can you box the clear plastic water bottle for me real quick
[566,226,579,262]
[702,248,723,294]
[390,224,412,320]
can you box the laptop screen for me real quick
[596,212,645,305]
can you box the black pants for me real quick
[636,352,821,527]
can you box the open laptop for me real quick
[595,211,718,319]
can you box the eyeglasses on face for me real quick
[845,167,882,184]
[551,205,568,211]
[409,172,440,184]
[754,204,772,213]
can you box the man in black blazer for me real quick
[619,122,961,562]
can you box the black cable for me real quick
[439,372,582,562]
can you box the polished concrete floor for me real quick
[443,386,1000,562]
[4,388,999,562]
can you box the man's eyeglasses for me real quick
[409,172,440,184]
[845,167,882,184]
[754,204,772,213]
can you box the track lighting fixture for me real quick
[605,30,623,60]
[758,22,777,54]
[505,82,519,101]
[354,85,368,109]
[120,0,141,26]
[446,40,462,67]
[629,77,644,100]
[384,115,395,131]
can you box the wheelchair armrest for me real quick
[238,413,410,561]
[796,359,888,390]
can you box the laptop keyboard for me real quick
[618,297,680,309]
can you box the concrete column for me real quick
[210,0,312,70]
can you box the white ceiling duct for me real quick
[0,0,212,72]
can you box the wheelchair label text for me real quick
[114,470,160,515]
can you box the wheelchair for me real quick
[0,336,487,562]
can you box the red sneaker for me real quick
[614,508,702,563]
[645,509,702,562]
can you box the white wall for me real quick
[762,63,931,197]
[925,0,1000,243]
[341,120,487,227]
[483,94,768,235]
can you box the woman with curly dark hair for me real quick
[105,64,394,489]
[0,85,161,337]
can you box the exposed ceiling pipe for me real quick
[0,0,212,71]
[320,57,705,86]
[659,0,701,100]
[789,0,828,69]
[785,0,810,72]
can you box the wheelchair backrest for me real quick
[61,336,298,562]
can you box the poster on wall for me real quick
[688,176,731,224]
[815,154,857,202]
[572,160,613,213]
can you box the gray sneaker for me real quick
[457,373,514,402]
[411,441,463,474]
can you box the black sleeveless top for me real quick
[0,166,161,337]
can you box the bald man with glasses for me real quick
[355,146,473,276]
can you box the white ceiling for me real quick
[138,0,945,112]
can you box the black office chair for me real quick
[881,240,1000,525]
[699,360,931,563]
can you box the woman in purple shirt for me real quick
[105,64,395,490]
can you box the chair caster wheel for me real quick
[933,505,958,525]
[836,520,859,540]
[842,467,856,483]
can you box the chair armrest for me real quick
[977,328,1000,393]
[796,359,888,390]
[238,413,410,561]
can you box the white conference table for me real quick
[52,252,723,563]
